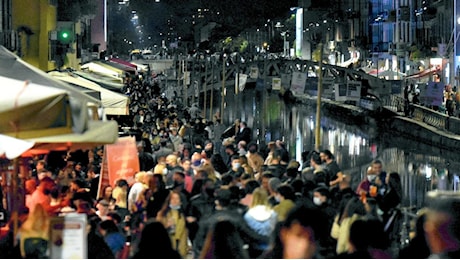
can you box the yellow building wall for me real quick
[12,0,57,71]
[67,22,82,70]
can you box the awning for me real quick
[49,71,129,115]
[27,120,119,152]
[109,57,137,69]
[406,66,441,79]
[0,76,76,139]
[0,134,35,159]
[102,60,137,73]
[81,61,125,79]
[0,45,100,105]
[73,70,124,92]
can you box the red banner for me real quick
[98,136,139,198]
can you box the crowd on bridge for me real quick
[403,82,460,118]
[0,70,459,259]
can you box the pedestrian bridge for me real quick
[142,57,401,99]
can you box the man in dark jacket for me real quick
[234,121,252,144]
[186,178,216,245]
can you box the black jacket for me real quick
[235,127,252,144]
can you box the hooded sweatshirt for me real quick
[243,205,278,237]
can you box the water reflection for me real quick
[209,86,460,208]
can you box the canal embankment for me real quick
[293,92,460,151]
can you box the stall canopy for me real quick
[0,76,118,156]
[109,57,138,70]
[0,45,100,105]
[0,76,75,139]
[49,71,129,115]
[81,61,125,79]
[28,119,118,152]
[102,60,137,74]
[73,70,125,92]
[0,134,35,159]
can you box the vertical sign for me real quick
[305,77,319,96]
[272,77,282,90]
[322,77,335,99]
[99,136,139,198]
[236,73,248,92]
[249,66,259,79]
[49,213,87,259]
[291,72,307,95]
[281,73,290,90]
[106,136,139,186]
[347,81,362,101]
[335,83,348,101]
[420,81,444,106]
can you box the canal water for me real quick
[201,85,460,209]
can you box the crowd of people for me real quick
[403,83,460,118]
[0,71,460,259]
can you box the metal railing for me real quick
[380,94,405,113]
[381,94,460,135]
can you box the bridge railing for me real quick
[412,104,460,135]
[413,104,447,129]
[380,94,405,113]
[381,94,460,135]
[448,115,460,135]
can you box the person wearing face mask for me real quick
[312,187,337,257]
[190,152,203,169]
[226,155,244,178]
[156,191,189,258]
[273,184,296,222]
[356,164,380,198]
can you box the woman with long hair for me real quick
[112,179,129,219]
[156,191,188,258]
[99,185,115,210]
[144,173,170,219]
[18,203,50,258]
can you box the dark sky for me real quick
[127,0,298,44]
